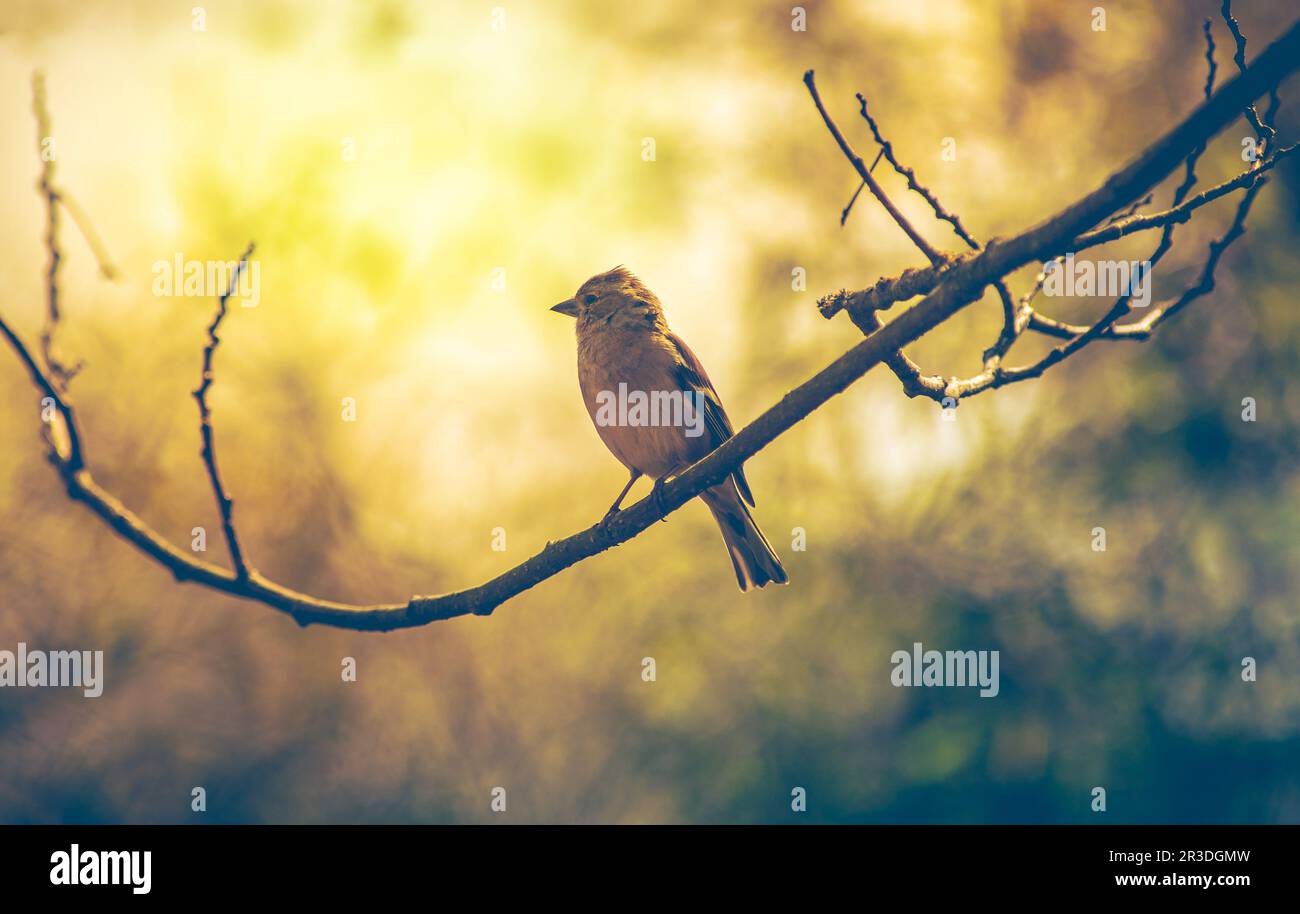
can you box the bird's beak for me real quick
[550,298,579,317]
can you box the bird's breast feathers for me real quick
[575,323,710,476]
[578,323,679,394]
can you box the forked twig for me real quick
[3,19,1299,629]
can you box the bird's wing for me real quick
[667,331,755,507]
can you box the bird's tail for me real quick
[701,481,789,592]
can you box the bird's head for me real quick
[551,266,667,331]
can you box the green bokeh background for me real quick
[1,0,1298,823]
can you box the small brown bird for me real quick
[552,266,788,591]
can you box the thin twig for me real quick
[4,20,1300,628]
[815,138,1291,330]
[0,312,86,472]
[824,16,1229,374]
[1104,193,1153,226]
[820,17,1287,404]
[30,71,120,394]
[964,174,1269,397]
[53,190,120,280]
[1019,16,1222,358]
[32,71,81,389]
[804,70,945,266]
[839,151,887,226]
[1222,0,1275,144]
[856,93,979,248]
[193,243,257,580]
[1076,142,1293,247]
[840,180,866,227]
[852,91,1019,371]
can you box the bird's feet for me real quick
[597,505,621,531]
[651,477,670,521]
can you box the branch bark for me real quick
[4,17,1299,630]
[193,244,256,580]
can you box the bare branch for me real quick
[818,138,1293,332]
[803,70,946,266]
[814,14,1227,330]
[820,17,1291,404]
[970,174,1270,396]
[998,16,1218,357]
[1077,144,1293,245]
[1144,179,1265,329]
[852,92,1020,377]
[1222,0,1276,145]
[840,180,866,226]
[855,93,980,249]
[4,19,1300,629]
[816,257,964,319]
[53,190,120,281]
[1204,17,1220,102]
[32,71,80,389]
[0,311,86,472]
[1103,192,1154,227]
[813,80,1004,397]
[847,307,947,400]
[965,10,1273,391]
[839,150,888,225]
[31,72,120,393]
[1167,18,1220,211]
[193,244,257,580]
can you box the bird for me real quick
[551,266,788,591]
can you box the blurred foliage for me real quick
[1,0,1298,823]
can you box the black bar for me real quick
[1,824,1291,898]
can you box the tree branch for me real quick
[851,91,1021,388]
[962,9,1282,393]
[1223,0,1276,145]
[4,18,1299,629]
[816,138,1292,335]
[32,71,79,389]
[193,244,257,580]
[818,16,1232,403]
[803,70,947,267]
[31,71,118,393]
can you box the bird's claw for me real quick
[651,478,670,521]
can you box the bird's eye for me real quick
[583,293,598,305]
